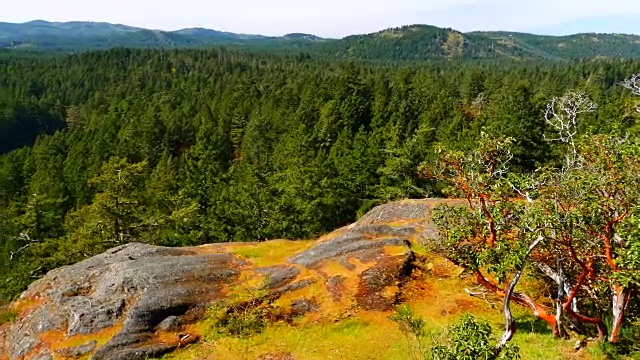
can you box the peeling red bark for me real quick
[474,271,559,336]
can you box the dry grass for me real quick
[165,253,596,360]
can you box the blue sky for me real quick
[4,0,640,37]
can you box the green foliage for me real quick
[429,87,640,345]
[427,135,541,284]
[5,21,640,62]
[389,305,427,338]
[0,309,17,325]
[429,315,520,360]
[616,212,640,288]
[216,309,267,338]
[389,307,520,360]
[390,305,427,338]
[0,47,639,302]
[209,302,269,338]
[64,157,149,252]
[389,305,428,360]
[591,320,640,359]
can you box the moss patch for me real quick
[200,240,315,268]
[0,308,17,326]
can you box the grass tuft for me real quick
[0,308,17,325]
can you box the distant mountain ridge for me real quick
[2,20,640,61]
[0,20,328,50]
[170,27,268,40]
[317,25,640,61]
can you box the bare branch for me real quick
[496,235,544,355]
[537,262,578,313]
[544,92,597,169]
[620,74,640,112]
[465,287,498,307]
[544,92,596,143]
[620,74,640,97]
[29,266,43,278]
[9,244,30,261]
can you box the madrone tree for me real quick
[425,78,640,351]
[423,134,560,341]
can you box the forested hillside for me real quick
[4,21,640,61]
[314,26,640,61]
[1,48,639,303]
[0,20,327,51]
[473,31,640,60]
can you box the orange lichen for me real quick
[383,245,410,257]
[49,323,123,353]
[152,326,201,348]
[12,296,47,316]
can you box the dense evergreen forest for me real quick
[1,48,639,302]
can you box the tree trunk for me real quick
[554,257,566,338]
[537,262,577,312]
[474,270,560,337]
[563,307,608,341]
[610,285,630,343]
[496,236,545,355]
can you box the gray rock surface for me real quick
[2,244,245,360]
[0,199,462,360]
[56,340,98,357]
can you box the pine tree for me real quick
[65,157,148,252]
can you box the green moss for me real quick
[228,240,314,267]
[0,309,17,325]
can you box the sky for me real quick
[3,0,640,38]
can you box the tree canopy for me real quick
[0,48,639,309]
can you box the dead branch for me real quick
[620,74,640,96]
[537,262,577,313]
[544,92,597,168]
[620,74,640,112]
[9,244,30,261]
[496,235,544,355]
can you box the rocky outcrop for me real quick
[0,199,466,360]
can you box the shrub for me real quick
[210,300,269,338]
[389,305,428,359]
[429,314,520,360]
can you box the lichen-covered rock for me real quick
[2,245,245,360]
[55,340,98,357]
[0,199,464,360]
